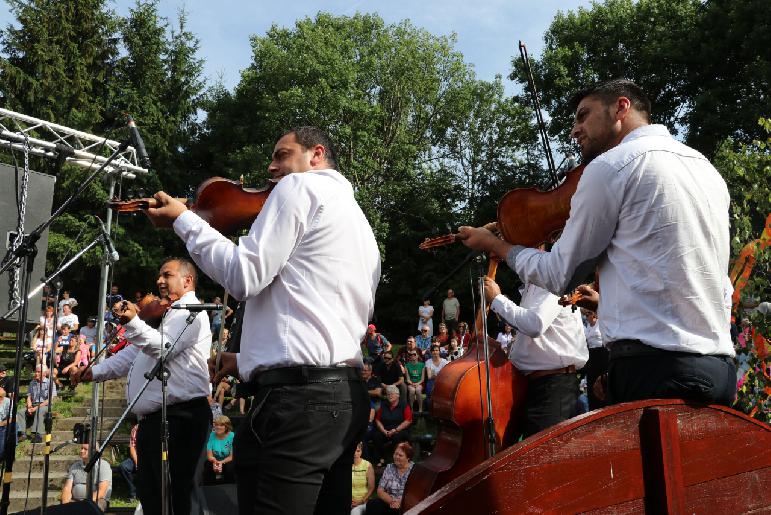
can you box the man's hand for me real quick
[144,191,188,228]
[70,367,93,387]
[456,226,499,253]
[112,301,139,325]
[208,352,238,385]
[593,374,607,401]
[483,277,501,305]
[558,284,599,312]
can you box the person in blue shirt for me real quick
[205,415,235,484]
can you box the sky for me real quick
[1,0,596,95]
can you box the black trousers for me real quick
[234,378,369,515]
[136,397,211,515]
[520,373,580,439]
[583,347,610,410]
[608,352,736,406]
[370,428,410,464]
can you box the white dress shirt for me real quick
[173,169,381,382]
[508,125,734,357]
[491,283,587,372]
[91,291,211,416]
[584,321,603,349]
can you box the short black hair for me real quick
[570,79,651,122]
[162,257,198,287]
[285,126,338,170]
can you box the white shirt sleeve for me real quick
[121,312,205,359]
[173,177,311,301]
[92,345,138,382]
[490,288,563,338]
[509,163,622,295]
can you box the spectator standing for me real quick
[366,442,415,515]
[417,298,434,338]
[117,424,139,500]
[363,324,391,364]
[209,297,233,340]
[205,415,235,484]
[351,442,375,515]
[441,289,461,336]
[61,443,112,510]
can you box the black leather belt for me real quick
[239,365,361,397]
[608,339,732,361]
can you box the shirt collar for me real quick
[171,290,200,307]
[620,124,671,145]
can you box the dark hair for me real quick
[395,441,415,460]
[569,79,651,122]
[285,126,338,169]
[162,257,198,287]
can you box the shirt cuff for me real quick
[122,315,146,339]
[505,245,527,271]
[173,209,204,240]
[490,294,509,315]
[91,362,105,382]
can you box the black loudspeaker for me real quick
[10,500,102,514]
[0,163,56,330]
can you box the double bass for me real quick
[403,164,586,511]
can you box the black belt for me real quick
[240,366,361,397]
[608,339,732,361]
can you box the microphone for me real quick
[127,115,151,169]
[96,217,120,263]
[171,303,224,311]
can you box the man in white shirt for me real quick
[581,309,607,410]
[72,258,212,515]
[143,127,380,515]
[484,277,587,437]
[459,79,735,406]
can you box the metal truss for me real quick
[0,107,148,177]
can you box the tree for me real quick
[197,13,541,339]
[509,0,770,158]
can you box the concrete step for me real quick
[8,490,61,512]
[71,405,127,418]
[7,470,68,491]
[12,454,75,474]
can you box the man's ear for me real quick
[310,144,326,167]
[615,96,632,121]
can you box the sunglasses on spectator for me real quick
[383,356,392,360]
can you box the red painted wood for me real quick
[404,400,771,514]
[639,408,686,514]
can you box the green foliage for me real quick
[0,0,206,312]
[510,0,770,158]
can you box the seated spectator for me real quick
[37,306,55,347]
[214,375,235,406]
[117,423,138,500]
[32,327,51,367]
[424,345,449,401]
[415,326,432,358]
[79,317,98,347]
[57,303,79,332]
[57,290,78,317]
[447,338,464,361]
[351,441,375,515]
[54,324,74,358]
[435,323,449,347]
[366,442,415,515]
[0,387,10,460]
[54,337,79,388]
[361,362,382,408]
[371,385,412,466]
[375,351,406,401]
[496,323,514,355]
[404,350,426,412]
[456,321,471,349]
[61,443,112,510]
[17,365,56,443]
[395,336,419,365]
[204,415,235,484]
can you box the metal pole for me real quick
[478,276,497,459]
[86,177,115,500]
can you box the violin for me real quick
[108,177,278,236]
[133,293,175,328]
[420,164,586,250]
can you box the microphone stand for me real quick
[0,141,128,515]
[84,310,200,515]
[40,279,62,513]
